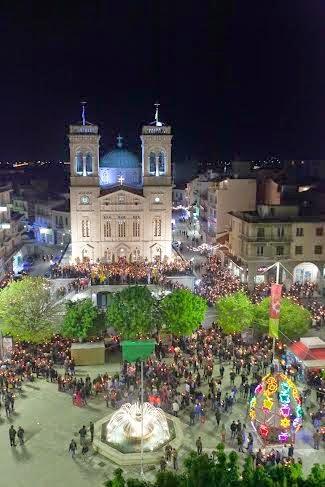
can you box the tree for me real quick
[106,286,155,339]
[61,298,101,340]
[215,291,254,333]
[0,276,60,343]
[161,289,207,336]
[254,297,311,340]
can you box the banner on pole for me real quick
[121,340,155,362]
[269,283,282,339]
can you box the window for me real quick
[149,152,156,174]
[76,152,83,174]
[295,246,303,255]
[82,219,90,238]
[133,216,140,237]
[276,246,284,256]
[257,227,265,239]
[104,219,111,238]
[296,227,304,236]
[132,248,140,261]
[316,227,323,236]
[158,152,165,174]
[118,217,126,238]
[104,249,112,262]
[153,217,161,237]
[277,226,284,238]
[257,246,264,256]
[315,245,323,255]
[85,153,93,174]
[65,217,68,226]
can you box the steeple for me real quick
[81,101,87,126]
[151,102,163,127]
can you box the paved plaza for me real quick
[0,359,324,487]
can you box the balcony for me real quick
[239,233,292,243]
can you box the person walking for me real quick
[17,426,25,446]
[69,439,77,459]
[172,448,178,470]
[189,409,195,426]
[9,426,16,447]
[237,431,243,452]
[288,444,294,458]
[89,421,94,443]
[230,420,237,440]
[313,429,321,450]
[196,436,203,455]
[79,425,87,446]
[215,409,221,427]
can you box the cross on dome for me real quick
[118,174,125,185]
[116,134,123,148]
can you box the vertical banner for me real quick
[269,283,282,339]
[2,336,13,360]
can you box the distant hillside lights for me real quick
[0,161,68,167]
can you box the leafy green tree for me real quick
[215,291,254,333]
[160,289,207,336]
[306,464,325,487]
[155,471,183,487]
[61,298,100,340]
[254,297,311,340]
[106,286,155,339]
[241,456,255,487]
[104,468,125,487]
[184,452,218,487]
[0,276,60,343]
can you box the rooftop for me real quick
[230,209,325,223]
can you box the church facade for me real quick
[69,110,173,264]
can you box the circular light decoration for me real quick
[249,372,303,444]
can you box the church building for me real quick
[69,105,173,264]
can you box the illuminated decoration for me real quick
[280,405,290,417]
[280,417,291,428]
[255,384,263,395]
[278,432,289,443]
[106,402,170,450]
[265,376,278,396]
[249,372,303,444]
[259,424,269,438]
[263,398,274,411]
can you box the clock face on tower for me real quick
[80,195,90,205]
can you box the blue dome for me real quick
[100,136,140,169]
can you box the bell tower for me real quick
[69,103,100,187]
[141,103,173,187]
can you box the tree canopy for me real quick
[0,276,60,343]
[105,445,322,487]
[61,298,103,340]
[216,291,254,333]
[254,296,311,340]
[106,286,155,339]
[160,288,207,336]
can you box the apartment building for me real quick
[228,204,325,291]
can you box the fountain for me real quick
[106,402,170,451]
[93,401,183,465]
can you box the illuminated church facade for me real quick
[69,106,173,264]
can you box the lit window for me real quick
[133,216,140,237]
[104,219,111,238]
[76,152,83,174]
[158,152,165,174]
[85,153,93,174]
[149,152,156,174]
[153,218,161,237]
[82,219,90,238]
[118,217,126,238]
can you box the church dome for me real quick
[100,135,140,169]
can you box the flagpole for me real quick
[140,359,144,477]
[272,261,280,362]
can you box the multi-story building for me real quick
[0,184,25,279]
[51,201,71,245]
[228,204,325,291]
[69,107,173,263]
[207,178,256,239]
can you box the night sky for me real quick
[0,1,325,179]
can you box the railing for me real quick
[240,233,292,242]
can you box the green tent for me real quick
[121,340,156,362]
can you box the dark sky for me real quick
[0,1,325,178]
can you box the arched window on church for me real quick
[76,152,83,174]
[82,219,90,238]
[85,153,93,174]
[158,152,166,175]
[133,216,140,237]
[104,219,111,238]
[149,152,156,175]
[153,217,161,237]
